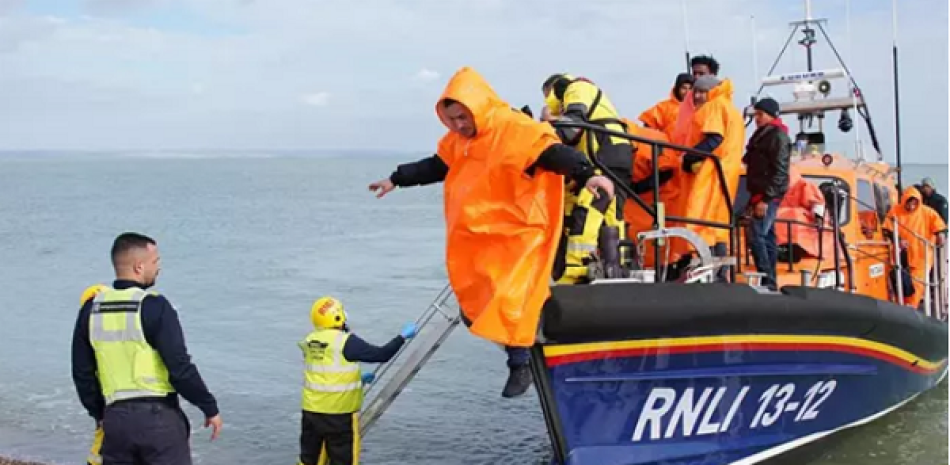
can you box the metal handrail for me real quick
[551,120,737,281]
[888,215,947,319]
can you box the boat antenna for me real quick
[681,0,691,73]
[751,15,760,100]
[891,0,904,192]
[845,0,865,161]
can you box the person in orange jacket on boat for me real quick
[367,67,614,399]
[673,59,745,279]
[638,73,694,140]
[775,168,836,262]
[620,119,683,269]
[883,187,948,309]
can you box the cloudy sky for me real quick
[0,0,946,163]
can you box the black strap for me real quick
[586,89,602,121]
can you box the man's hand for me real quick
[368,178,396,199]
[361,372,376,385]
[400,322,418,339]
[541,106,559,123]
[585,175,614,200]
[205,414,223,441]
[936,234,946,247]
[681,154,704,174]
[753,201,768,219]
[900,239,909,249]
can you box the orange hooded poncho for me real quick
[621,118,684,267]
[638,92,682,140]
[436,67,566,347]
[675,79,745,250]
[884,187,948,308]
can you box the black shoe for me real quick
[502,364,533,398]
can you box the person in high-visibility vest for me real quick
[298,296,417,465]
[71,232,223,465]
[79,284,109,465]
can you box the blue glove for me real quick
[400,322,418,339]
[361,372,375,385]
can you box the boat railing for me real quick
[735,207,859,293]
[835,189,948,319]
[550,120,737,281]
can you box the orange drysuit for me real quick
[676,79,745,252]
[621,118,683,267]
[639,92,682,140]
[776,169,835,259]
[884,187,948,309]
[436,67,565,347]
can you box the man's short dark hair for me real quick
[442,98,460,109]
[111,232,156,266]
[691,55,720,75]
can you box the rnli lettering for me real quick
[631,380,837,442]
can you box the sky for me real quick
[0,0,947,163]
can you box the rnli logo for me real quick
[317,300,335,315]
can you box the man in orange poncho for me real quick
[367,67,614,398]
[883,187,948,309]
[639,73,694,139]
[621,119,683,269]
[674,68,745,280]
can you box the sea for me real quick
[0,152,946,465]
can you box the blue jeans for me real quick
[505,346,530,368]
[748,200,780,288]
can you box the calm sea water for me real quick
[0,153,946,465]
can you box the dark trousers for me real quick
[300,411,360,465]
[101,399,191,465]
[505,346,530,368]
[748,200,780,288]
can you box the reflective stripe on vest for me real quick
[89,287,175,405]
[300,329,362,414]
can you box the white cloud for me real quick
[300,91,329,107]
[414,68,440,83]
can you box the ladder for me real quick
[359,283,462,436]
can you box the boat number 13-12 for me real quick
[750,380,837,428]
[631,379,838,442]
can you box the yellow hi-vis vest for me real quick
[300,329,362,414]
[89,287,175,405]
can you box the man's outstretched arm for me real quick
[390,154,450,187]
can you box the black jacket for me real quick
[389,143,597,188]
[72,280,219,421]
[744,124,791,202]
[917,187,949,223]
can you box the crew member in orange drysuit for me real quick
[883,187,948,309]
[673,56,745,278]
[639,73,694,139]
[621,119,683,268]
[775,168,835,261]
[367,67,614,399]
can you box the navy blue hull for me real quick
[532,284,949,465]
[537,339,945,465]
